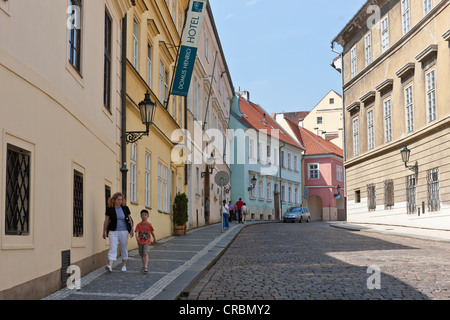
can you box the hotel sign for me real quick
[171,0,207,96]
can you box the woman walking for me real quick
[103,192,134,272]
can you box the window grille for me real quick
[367,184,376,211]
[5,146,30,235]
[427,168,440,212]
[73,170,84,237]
[384,179,394,209]
[406,174,416,215]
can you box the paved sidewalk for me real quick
[329,221,450,243]
[43,221,267,300]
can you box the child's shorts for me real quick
[138,244,150,256]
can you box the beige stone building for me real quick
[332,0,450,229]
[185,2,234,229]
[273,90,344,149]
[0,0,134,298]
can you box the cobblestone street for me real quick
[184,222,450,300]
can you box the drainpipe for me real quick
[278,141,286,220]
[331,41,346,221]
[120,14,128,200]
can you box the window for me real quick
[329,98,335,104]
[5,145,31,235]
[355,190,361,203]
[351,47,357,78]
[381,17,389,52]
[267,182,272,200]
[365,33,372,66]
[73,170,84,237]
[104,9,112,111]
[426,69,436,123]
[337,165,343,182]
[145,153,151,208]
[424,0,432,15]
[406,174,416,215]
[294,188,299,204]
[384,179,394,209]
[353,118,359,156]
[367,109,374,150]
[164,69,169,105]
[105,185,111,210]
[133,19,139,69]
[258,181,264,199]
[384,99,392,143]
[249,138,255,159]
[159,62,165,102]
[405,85,414,133]
[367,184,376,211]
[287,153,291,170]
[317,117,323,124]
[68,0,82,73]
[427,168,440,212]
[294,155,298,172]
[147,43,152,88]
[158,163,162,211]
[130,143,137,203]
[281,185,286,202]
[402,0,410,35]
[308,164,319,180]
[280,151,285,168]
[288,186,292,203]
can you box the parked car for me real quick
[283,207,311,223]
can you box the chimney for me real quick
[237,90,250,101]
[275,113,284,122]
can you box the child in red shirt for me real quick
[135,209,157,273]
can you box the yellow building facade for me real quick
[123,0,188,241]
[332,0,450,229]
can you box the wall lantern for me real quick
[400,145,418,173]
[201,153,216,178]
[125,91,156,144]
[248,175,257,191]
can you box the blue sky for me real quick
[209,0,366,114]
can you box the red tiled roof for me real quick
[284,118,343,157]
[238,97,304,150]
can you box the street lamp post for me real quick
[401,145,418,173]
[124,91,156,144]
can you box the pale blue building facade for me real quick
[228,93,305,220]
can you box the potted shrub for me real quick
[173,192,188,235]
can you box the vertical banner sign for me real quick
[171,0,207,96]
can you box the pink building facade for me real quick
[284,119,345,221]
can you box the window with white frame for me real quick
[353,118,359,156]
[426,69,436,123]
[249,138,255,159]
[308,163,319,180]
[267,182,272,200]
[384,99,392,143]
[423,0,432,15]
[405,85,414,133]
[163,166,168,212]
[381,17,389,52]
[287,153,292,170]
[145,153,151,208]
[402,0,410,35]
[280,150,285,168]
[130,143,137,202]
[294,187,299,204]
[337,165,343,182]
[281,185,286,202]
[288,186,292,203]
[258,180,264,199]
[294,155,298,172]
[147,43,152,88]
[367,109,374,150]
[365,33,372,66]
[274,148,278,165]
[351,47,357,78]
[133,19,139,69]
[159,61,164,102]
